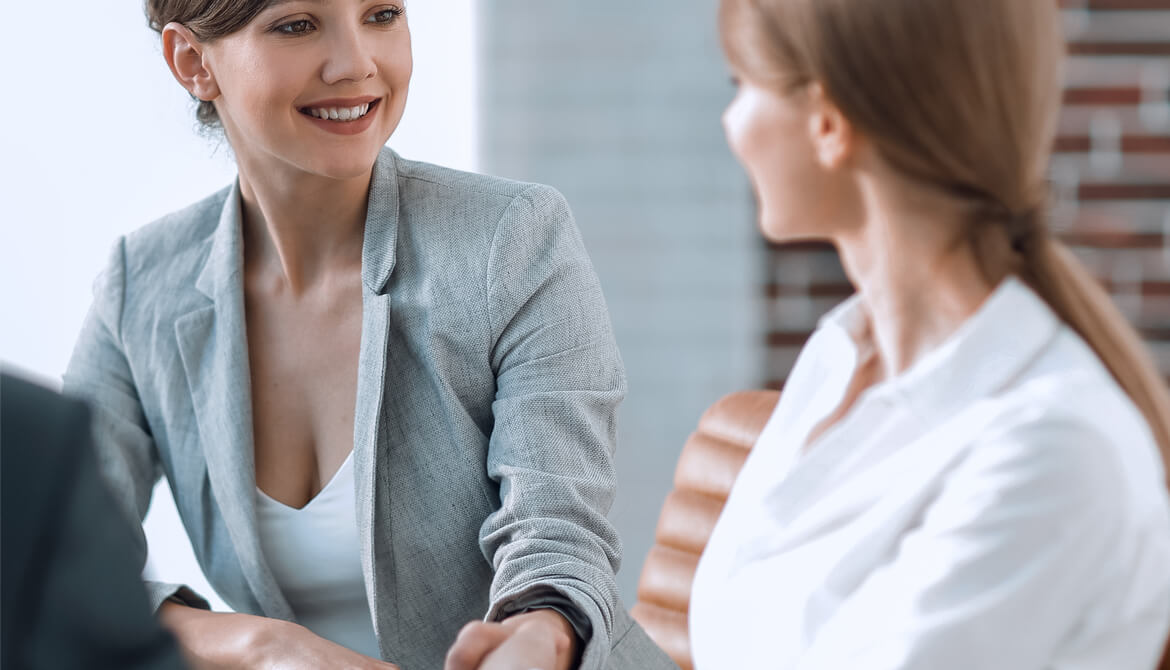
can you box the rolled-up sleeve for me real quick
[478,184,625,670]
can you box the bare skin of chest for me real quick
[245,270,363,510]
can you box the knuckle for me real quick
[456,620,489,640]
[444,644,475,667]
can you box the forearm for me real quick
[158,601,270,669]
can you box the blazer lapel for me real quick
[354,148,400,651]
[175,182,293,619]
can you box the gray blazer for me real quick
[64,147,676,670]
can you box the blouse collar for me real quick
[816,276,1063,421]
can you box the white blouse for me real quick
[690,277,1170,669]
[256,451,382,659]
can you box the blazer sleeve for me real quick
[479,184,625,670]
[63,238,210,613]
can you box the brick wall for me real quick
[765,0,1170,388]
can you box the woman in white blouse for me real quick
[689,1,1170,668]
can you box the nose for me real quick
[321,25,377,84]
[722,94,748,157]
[722,104,738,150]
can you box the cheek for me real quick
[379,36,416,97]
[394,32,414,81]
[373,41,413,137]
[384,42,413,89]
[725,96,795,200]
[248,53,304,105]
[724,94,795,191]
[214,46,302,122]
[723,94,830,240]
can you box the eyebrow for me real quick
[266,0,385,6]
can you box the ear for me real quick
[161,22,220,103]
[806,83,853,170]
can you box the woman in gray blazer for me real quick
[62,2,674,670]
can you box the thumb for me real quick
[445,621,512,670]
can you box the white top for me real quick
[255,450,382,659]
[690,277,1170,670]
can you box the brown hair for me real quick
[145,0,275,127]
[719,0,1170,495]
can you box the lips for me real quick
[298,97,382,123]
[297,97,383,136]
[305,102,370,121]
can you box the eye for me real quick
[274,18,316,35]
[365,6,404,25]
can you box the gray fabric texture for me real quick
[63,147,677,670]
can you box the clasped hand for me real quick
[160,601,575,670]
[444,609,577,670]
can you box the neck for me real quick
[236,153,371,294]
[833,178,998,380]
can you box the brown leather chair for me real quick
[631,390,779,670]
[630,389,1170,670]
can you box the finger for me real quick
[444,621,512,670]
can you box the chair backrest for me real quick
[1164,629,1170,670]
[631,389,1170,670]
[631,390,780,670]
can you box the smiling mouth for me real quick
[298,98,381,122]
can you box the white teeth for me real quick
[306,102,374,121]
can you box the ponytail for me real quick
[977,205,1170,487]
[1024,237,1170,487]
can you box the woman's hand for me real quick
[444,609,576,670]
[159,601,399,669]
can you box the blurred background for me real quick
[1,0,1168,612]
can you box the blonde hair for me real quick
[720,0,1170,492]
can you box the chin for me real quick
[756,204,794,243]
[305,146,384,181]
[758,220,794,244]
[757,206,824,245]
